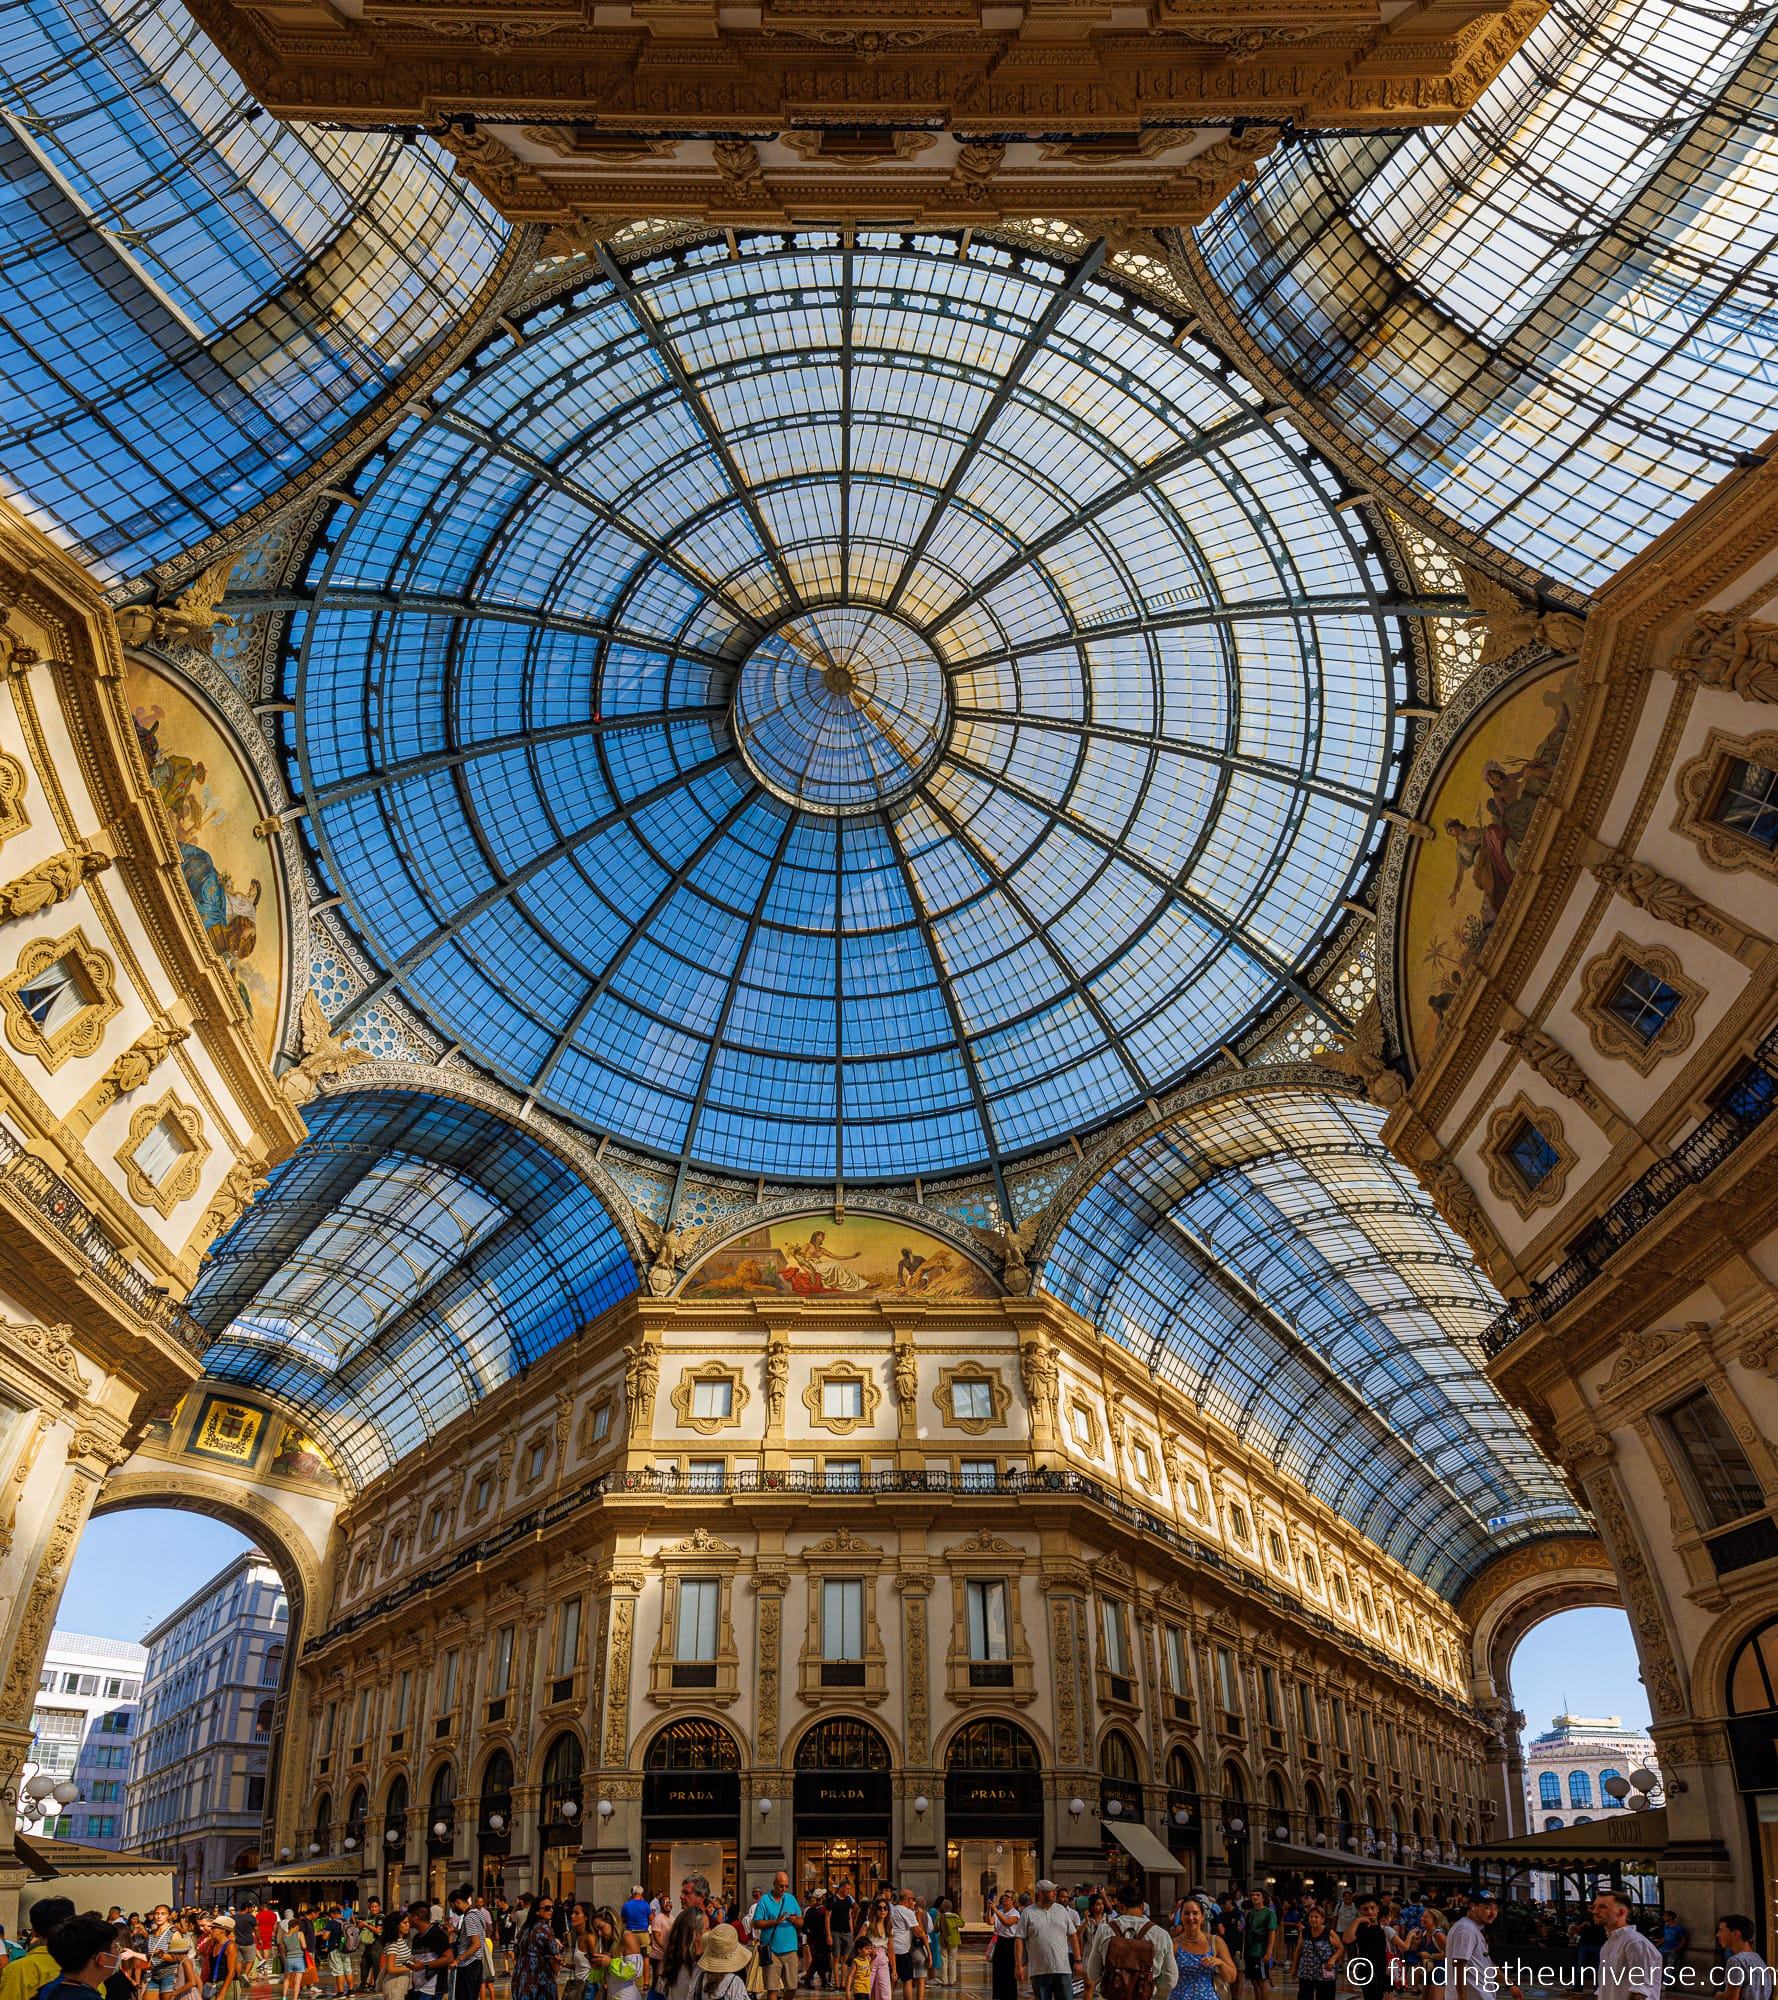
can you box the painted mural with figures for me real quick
[125,658,284,1061]
[1403,662,1578,1066]
[682,1214,996,1299]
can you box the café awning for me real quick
[1259,1835,1466,1881]
[1106,1820,1186,1874]
[1467,1811,1666,1872]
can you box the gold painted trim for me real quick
[1482,1093,1577,1217]
[117,1089,209,1217]
[0,924,120,1073]
[801,1360,882,1435]
[933,1362,1010,1435]
[0,753,28,844]
[1575,934,1704,1076]
[1672,726,1778,881]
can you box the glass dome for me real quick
[292,233,1410,1184]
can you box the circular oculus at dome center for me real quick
[291,232,1407,1184]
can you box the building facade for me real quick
[1525,1714,1662,1831]
[282,1291,1493,1913]
[124,1552,289,1903]
[25,1630,145,1849]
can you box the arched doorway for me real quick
[1727,1617,1778,1941]
[793,1718,892,1900]
[1165,1747,1201,1871]
[382,1773,410,1907]
[539,1733,586,1898]
[944,1719,1042,1919]
[426,1764,457,1904]
[478,1749,515,1895]
[642,1720,742,1905]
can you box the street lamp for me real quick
[561,1800,580,1821]
[597,1800,614,1821]
[1068,1798,1086,1819]
[913,1796,930,1818]
[433,1821,450,1839]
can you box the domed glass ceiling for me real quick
[294,233,1410,1184]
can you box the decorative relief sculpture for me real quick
[0,848,111,923]
[1667,612,1778,702]
[279,991,371,1106]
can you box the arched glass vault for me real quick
[186,1089,635,1485]
[1195,0,1778,597]
[1042,1088,1585,1594]
[0,0,507,581]
[288,231,1420,1187]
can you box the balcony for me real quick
[819,1661,866,1688]
[671,1662,719,1690]
[968,1661,1014,1689]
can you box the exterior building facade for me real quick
[25,1630,146,1848]
[124,1552,289,1903]
[1525,1714,1661,1831]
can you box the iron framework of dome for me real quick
[288,232,1424,1187]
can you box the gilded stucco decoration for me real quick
[1481,1093,1578,1218]
[116,1089,210,1217]
[1575,936,1705,1076]
[0,925,120,1071]
[1672,728,1778,881]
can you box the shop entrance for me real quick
[794,1718,894,1902]
[944,1719,1044,1922]
[1727,1619,1778,1948]
[539,1733,586,1900]
[426,1761,457,1907]
[643,1720,742,1909]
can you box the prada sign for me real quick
[945,1771,1042,1829]
[644,1770,740,1829]
[795,1771,892,1825]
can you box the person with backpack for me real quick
[1086,1884,1181,2000]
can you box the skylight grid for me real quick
[298,236,1397,1180]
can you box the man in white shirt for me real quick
[1593,1894,1664,1997]
[887,1889,929,2000]
[1016,1882,1081,2000]
[1443,1894,1519,2000]
[1718,1915,1775,2000]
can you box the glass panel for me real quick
[692,1380,734,1420]
[0,0,506,582]
[18,955,90,1032]
[1663,1389,1766,1527]
[822,1579,864,1661]
[1197,0,1778,595]
[822,1379,864,1419]
[679,1579,720,1662]
[1715,759,1778,850]
[292,236,1401,1185]
[1605,963,1681,1042]
[966,1580,1009,1662]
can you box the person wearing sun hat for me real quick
[695,1926,753,2000]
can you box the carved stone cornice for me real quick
[180,0,1540,231]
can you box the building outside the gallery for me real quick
[22,1632,146,1850]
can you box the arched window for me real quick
[345,1786,368,1845]
[541,1734,584,1827]
[1729,1619,1778,1714]
[254,1700,275,1737]
[1599,1768,1622,1806]
[261,1643,285,1688]
[1569,1770,1592,1809]
[1101,1732,1140,1782]
[1543,1816,1564,1832]
[1167,1747,1199,1798]
[428,1763,456,1844]
[644,1721,742,1771]
[795,1720,891,1771]
[385,1774,409,1850]
[1574,1814,1593,1825]
[946,1719,1040,1771]
[1538,1772,1561,1808]
[313,1794,332,1851]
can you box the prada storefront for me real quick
[794,1719,894,1901]
[944,1720,1044,1920]
[642,1721,742,1906]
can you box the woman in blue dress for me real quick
[1172,1899,1236,2000]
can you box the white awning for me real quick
[1106,1820,1187,1874]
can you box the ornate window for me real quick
[1577,938,1702,1074]
[672,1365,747,1434]
[118,1093,208,1216]
[1676,731,1778,876]
[804,1362,880,1435]
[934,1365,1009,1435]
[1,929,118,1070]
[1659,1387,1766,1530]
[649,1529,742,1704]
[799,1528,888,1705]
[1484,1095,1576,1215]
[1067,1400,1100,1450]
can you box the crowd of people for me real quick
[1,1876,1772,2000]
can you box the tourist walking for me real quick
[1015,1882,1080,2000]
[1717,1916,1775,2000]
[511,1900,561,2000]
[378,1915,412,2000]
[986,1897,1021,2000]
[1594,1894,1662,1998]
[1085,1883,1178,2000]
[852,1905,893,2000]
[753,1874,804,1996]
[1287,1910,1340,2000]
[1168,1900,1232,2000]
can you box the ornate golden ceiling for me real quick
[183,0,1545,230]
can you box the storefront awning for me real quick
[1467,1811,1666,1872]
[1106,1821,1186,1874]
[1259,1836,1467,1880]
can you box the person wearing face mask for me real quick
[42,1917,126,2000]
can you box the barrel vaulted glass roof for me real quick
[1043,1089,1586,1594]
[0,0,506,581]
[292,232,1414,1186]
[1196,0,1778,598]
[186,1091,635,1484]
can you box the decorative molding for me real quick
[800,1360,882,1435]
[1588,851,1767,967]
[932,1362,1010,1435]
[116,1090,210,1217]
[90,1022,189,1118]
[1574,935,1705,1076]
[0,924,120,1072]
[603,1596,634,1766]
[1673,727,1778,881]
[1481,1093,1577,1217]
[0,847,111,923]
[669,1362,749,1435]
[0,753,28,843]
